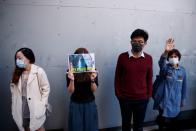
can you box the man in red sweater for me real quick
[115,29,153,131]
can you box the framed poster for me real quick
[68,53,95,73]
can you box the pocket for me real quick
[176,78,183,88]
[35,100,46,118]
[166,75,172,79]
[166,75,173,84]
[11,96,16,117]
[177,79,183,82]
[166,71,173,80]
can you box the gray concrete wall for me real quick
[0,0,196,130]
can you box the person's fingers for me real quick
[171,39,174,43]
[91,73,97,79]
[168,38,171,43]
[91,74,95,78]
[167,38,174,44]
[67,71,74,77]
[69,62,74,73]
[168,38,172,42]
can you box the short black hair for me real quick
[130,29,149,42]
[15,47,35,64]
[167,49,181,61]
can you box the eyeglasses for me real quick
[130,40,145,44]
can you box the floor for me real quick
[143,125,196,131]
[101,125,196,131]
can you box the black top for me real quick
[66,74,98,103]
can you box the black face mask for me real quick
[131,43,143,53]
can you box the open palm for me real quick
[165,38,174,52]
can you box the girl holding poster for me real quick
[66,48,98,131]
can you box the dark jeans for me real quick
[156,109,179,131]
[119,98,149,131]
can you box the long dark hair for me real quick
[74,48,91,83]
[12,48,35,84]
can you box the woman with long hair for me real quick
[67,48,98,131]
[10,48,50,131]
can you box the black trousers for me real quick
[156,109,179,131]
[119,98,149,131]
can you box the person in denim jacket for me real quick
[156,38,187,130]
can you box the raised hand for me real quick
[165,38,174,52]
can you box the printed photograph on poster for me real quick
[68,53,96,73]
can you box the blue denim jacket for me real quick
[159,56,187,117]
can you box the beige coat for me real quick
[10,64,50,131]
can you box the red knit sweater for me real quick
[115,51,153,100]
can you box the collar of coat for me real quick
[17,64,40,92]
